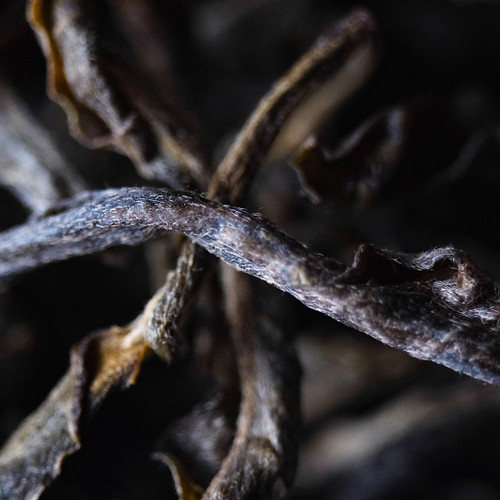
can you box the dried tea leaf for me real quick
[291,97,466,205]
[1,187,500,385]
[0,311,150,499]
[291,107,406,205]
[79,322,149,412]
[28,0,209,189]
[0,79,84,213]
[267,14,378,163]
[210,8,378,203]
[157,269,299,499]
[2,3,500,498]
[153,299,239,496]
[156,454,204,500]
[146,9,380,358]
[0,361,83,500]
[145,242,210,359]
[202,267,300,499]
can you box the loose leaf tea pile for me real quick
[2,1,500,499]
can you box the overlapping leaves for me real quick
[1,3,500,500]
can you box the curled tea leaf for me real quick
[155,393,236,497]
[157,454,204,500]
[291,108,406,205]
[0,361,83,500]
[291,96,466,205]
[0,327,148,499]
[0,298,154,499]
[28,0,209,189]
[210,8,378,203]
[145,243,210,360]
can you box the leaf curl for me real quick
[0,328,148,499]
[154,393,236,498]
[291,108,406,205]
[291,96,466,205]
[0,300,152,499]
[28,0,209,189]
[155,267,301,499]
[209,8,378,203]
[156,454,204,500]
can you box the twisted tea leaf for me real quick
[9,17,378,493]
[147,8,378,356]
[4,6,495,498]
[0,360,82,500]
[156,268,301,499]
[1,187,500,385]
[0,306,151,499]
[145,241,211,359]
[209,8,378,204]
[201,267,300,499]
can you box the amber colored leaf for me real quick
[155,455,204,500]
[0,317,149,499]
